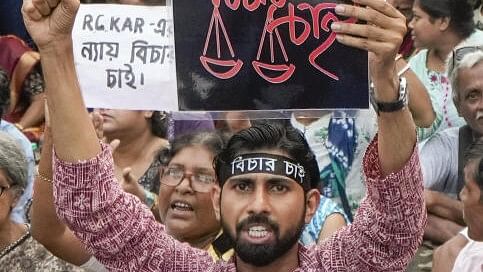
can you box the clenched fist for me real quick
[22,0,80,49]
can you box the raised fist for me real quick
[22,0,80,49]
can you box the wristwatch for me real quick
[370,77,408,114]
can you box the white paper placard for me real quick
[73,4,178,111]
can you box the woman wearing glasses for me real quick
[408,0,483,141]
[157,131,229,258]
[0,131,82,270]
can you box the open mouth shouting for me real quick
[169,200,194,219]
[237,215,279,245]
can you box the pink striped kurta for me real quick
[53,137,426,271]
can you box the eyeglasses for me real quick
[450,45,483,72]
[0,185,10,197]
[160,167,216,193]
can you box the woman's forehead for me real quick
[169,146,215,169]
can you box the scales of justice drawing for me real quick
[173,0,368,111]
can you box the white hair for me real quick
[0,131,27,190]
[448,46,483,108]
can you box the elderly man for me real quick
[419,44,483,245]
[22,0,425,271]
[430,46,483,271]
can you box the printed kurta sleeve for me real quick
[315,135,426,271]
[53,143,216,272]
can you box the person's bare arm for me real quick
[425,190,464,224]
[22,2,214,270]
[22,0,100,162]
[432,233,468,272]
[31,125,92,265]
[396,58,435,128]
[17,93,45,129]
[318,2,426,270]
[425,214,465,244]
[333,1,416,175]
[317,213,347,243]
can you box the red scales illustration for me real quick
[200,0,244,80]
[200,0,356,83]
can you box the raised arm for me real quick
[30,123,93,266]
[22,1,213,270]
[22,0,100,162]
[332,0,416,175]
[320,0,426,270]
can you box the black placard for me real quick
[173,0,368,111]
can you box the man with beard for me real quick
[212,123,323,268]
[22,0,426,271]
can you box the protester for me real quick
[433,138,483,272]
[93,109,167,212]
[408,0,483,141]
[0,35,45,141]
[0,84,35,224]
[420,44,483,244]
[387,0,416,58]
[454,51,483,243]
[31,121,106,271]
[0,131,83,271]
[428,46,483,271]
[22,0,425,271]
[387,0,437,131]
[156,131,228,258]
[433,228,483,272]
[214,112,349,245]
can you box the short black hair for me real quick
[464,138,483,197]
[215,122,320,192]
[159,130,225,167]
[418,0,475,39]
[150,111,168,138]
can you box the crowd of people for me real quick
[0,0,482,271]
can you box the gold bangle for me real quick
[36,171,53,184]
